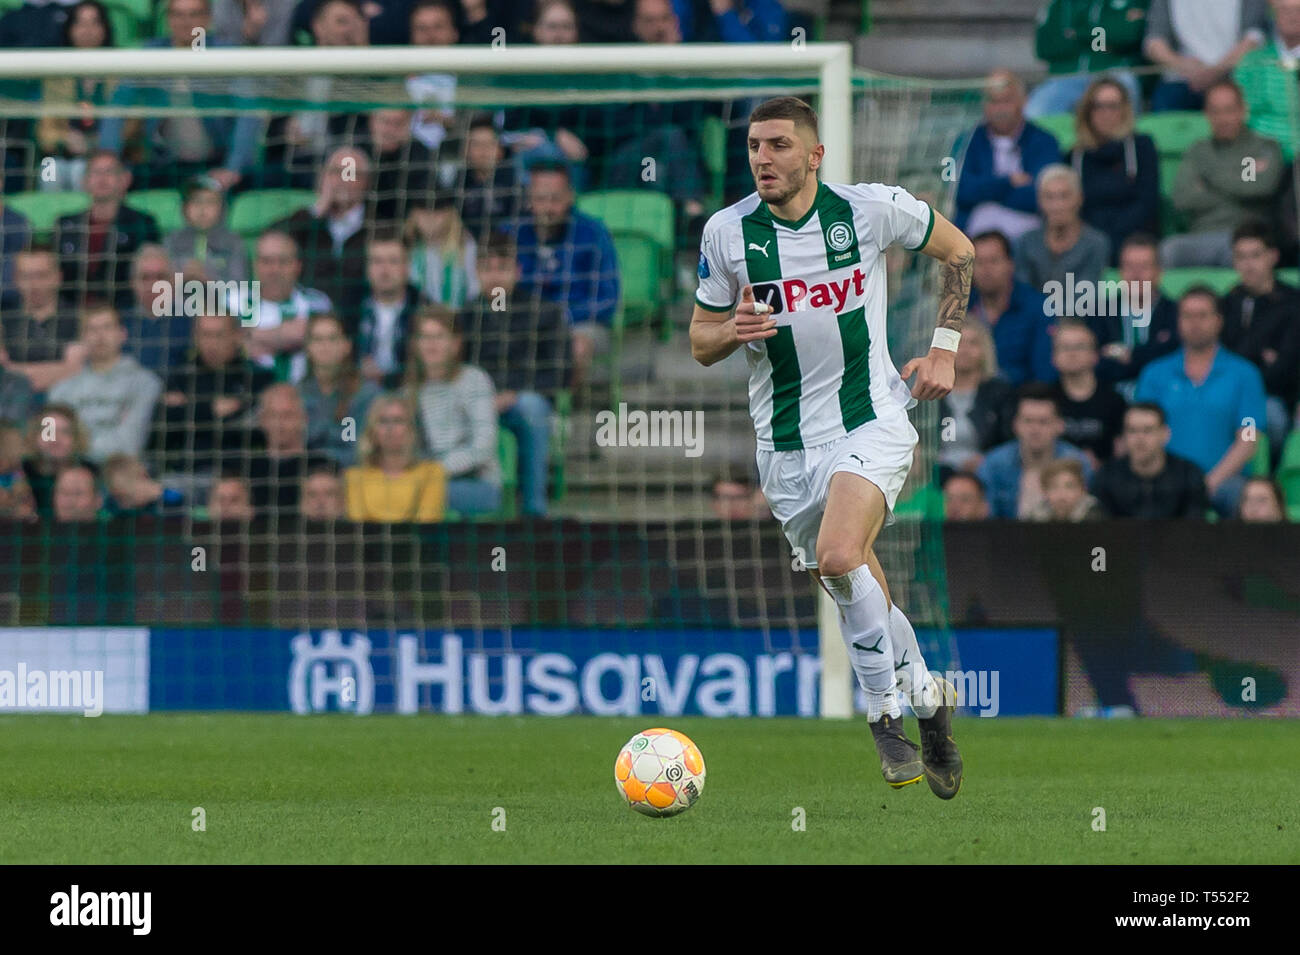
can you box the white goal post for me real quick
[0,41,857,719]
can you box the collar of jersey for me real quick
[760,181,827,231]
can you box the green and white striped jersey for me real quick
[696,181,934,451]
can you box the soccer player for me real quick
[690,96,972,798]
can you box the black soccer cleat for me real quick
[917,677,963,799]
[868,712,924,789]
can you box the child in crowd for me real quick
[0,422,36,520]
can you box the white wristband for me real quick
[931,328,961,352]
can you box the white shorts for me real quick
[756,411,918,570]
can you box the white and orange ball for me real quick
[614,728,706,817]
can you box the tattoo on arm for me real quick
[938,250,973,333]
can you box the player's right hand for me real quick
[734,285,778,343]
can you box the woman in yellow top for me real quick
[344,394,447,522]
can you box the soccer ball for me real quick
[614,728,706,817]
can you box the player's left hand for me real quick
[901,349,955,401]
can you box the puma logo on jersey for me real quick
[747,240,771,257]
[852,635,886,654]
[847,453,867,468]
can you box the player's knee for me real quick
[816,545,862,579]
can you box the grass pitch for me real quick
[1,714,1297,864]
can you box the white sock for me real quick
[889,604,940,719]
[822,564,899,721]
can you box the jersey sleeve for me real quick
[695,213,738,312]
[853,182,935,253]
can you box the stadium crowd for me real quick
[0,0,1296,525]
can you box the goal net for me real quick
[0,45,982,717]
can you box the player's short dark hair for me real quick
[749,96,819,141]
[942,471,986,497]
[971,230,1013,259]
[1015,382,1060,417]
[1231,219,1277,250]
[1178,284,1222,314]
[1126,401,1167,427]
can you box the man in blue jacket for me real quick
[968,230,1057,386]
[512,161,620,391]
[956,70,1062,246]
[978,383,1094,518]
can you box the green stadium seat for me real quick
[576,189,675,259]
[124,188,184,233]
[497,426,519,519]
[606,232,664,410]
[1034,113,1076,153]
[1136,111,1210,158]
[1249,432,1271,478]
[103,6,143,47]
[610,232,661,328]
[1160,267,1238,299]
[228,189,315,241]
[1277,430,1300,518]
[549,388,571,504]
[700,116,727,209]
[3,190,90,237]
[1278,268,1299,287]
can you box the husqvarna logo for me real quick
[289,630,375,713]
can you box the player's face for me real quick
[748,119,818,205]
